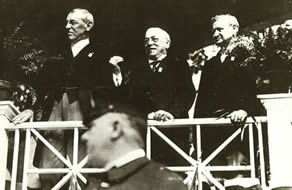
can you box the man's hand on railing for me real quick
[148,110,174,122]
[226,109,248,124]
[11,109,34,124]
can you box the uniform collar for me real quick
[105,149,146,169]
[107,156,150,182]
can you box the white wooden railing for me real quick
[0,101,270,190]
[147,117,268,190]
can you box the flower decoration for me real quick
[187,49,208,73]
[225,35,263,68]
[189,26,292,93]
[253,26,292,93]
[11,83,37,111]
[2,21,63,110]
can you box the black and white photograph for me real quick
[1,0,292,190]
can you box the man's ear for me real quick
[86,21,93,31]
[111,120,123,140]
[232,25,239,35]
[166,40,170,49]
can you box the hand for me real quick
[226,110,248,124]
[109,56,124,66]
[11,109,33,124]
[148,110,174,122]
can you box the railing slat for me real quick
[202,128,242,166]
[151,127,198,166]
[10,129,20,190]
[3,117,268,190]
[249,124,256,178]
[257,122,267,188]
[22,129,31,190]
[30,129,72,168]
[52,172,72,190]
[196,125,202,190]
[146,126,151,159]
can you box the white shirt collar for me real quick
[71,38,90,57]
[112,72,123,87]
[105,149,145,170]
[148,54,167,64]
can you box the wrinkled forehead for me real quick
[212,18,233,29]
[66,11,86,22]
[145,28,167,40]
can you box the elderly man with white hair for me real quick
[14,8,114,189]
[128,27,195,165]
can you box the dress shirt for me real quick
[220,53,228,63]
[190,70,202,117]
[104,149,146,170]
[71,38,90,57]
[148,54,167,71]
[112,72,123,87]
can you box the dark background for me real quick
[0,0,292,59]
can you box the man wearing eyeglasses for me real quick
[128,27,195,165]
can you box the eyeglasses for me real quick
[144,37,159,44]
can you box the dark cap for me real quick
[83,102,146,126]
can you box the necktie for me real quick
[150,61,160,72]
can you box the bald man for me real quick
[128,27,195,165]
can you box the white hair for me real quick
[211,14,239,33]
[69,8,94,26]
[146,27,171,45]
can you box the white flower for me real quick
[88,52,94,58]
[158,67,163,72]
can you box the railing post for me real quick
[256,122,267,189]
[248,124,255,178]
[258,94,292,189]
[0,101,18,190]
[196,124,202,190]
[146,126,151,159]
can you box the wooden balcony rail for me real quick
[1,101,268,190]
[147,117,268,190]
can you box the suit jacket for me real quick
[194,54,257,118]
[129,56,195,118]
[85,157,187,190]
[35,41,113,120]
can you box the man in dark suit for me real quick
[14,8,113,189]
[194,14,257,167]
[81,102,187,190]
[129,27,195,165]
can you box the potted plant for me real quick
[2,21,63,111]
